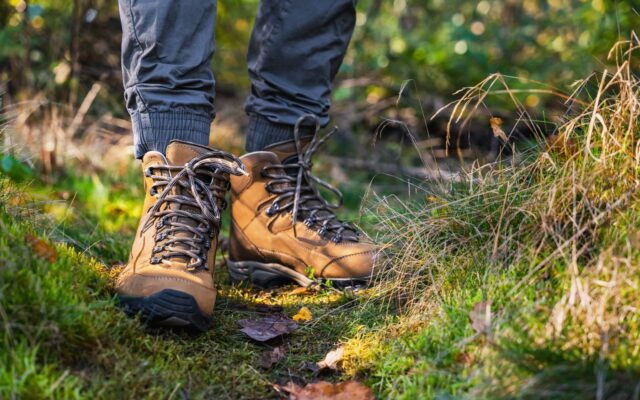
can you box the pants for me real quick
[118,0,357,158]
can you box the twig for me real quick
[67,82,102,138]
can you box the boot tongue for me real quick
[239,151,281,170]
[165,140,213,165]
[156,140,221,268]
[264,137,312,168]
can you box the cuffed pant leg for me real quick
[119,0,217,158]
[244,0,357,151]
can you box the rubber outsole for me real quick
[117,289,210,333]
[227,259,369,289]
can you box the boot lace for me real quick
[261,114,360,243]
[142,151,246,270]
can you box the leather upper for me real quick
[229,148,378,280]
[116,141,241,315]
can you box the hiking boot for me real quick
[227,115,378,288]
[116,140,245,332]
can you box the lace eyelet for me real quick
[332,235,342,243]
[318,226,328,237]
[304,218,315,227]
[156,219,165,229]
[153,245,163,253]
[266,203,279,217]
[150,256,161,264]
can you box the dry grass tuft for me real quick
[2,89,133,175]
[364,35,640,397]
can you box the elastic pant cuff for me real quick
[131,111,212,159]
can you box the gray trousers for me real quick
[119,0,356,158]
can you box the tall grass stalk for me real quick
[365,36,640,397]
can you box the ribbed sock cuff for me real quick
[245,114,296,152]
[131,111,212,159]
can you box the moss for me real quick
[0,176,390,398]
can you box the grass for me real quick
[2,37,640,398]
[347,37,640,398]
[0,167,392,398]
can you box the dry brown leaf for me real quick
[489,117,509,143]
[280,380,374,400]
[469,301,492,335]
[257,346,285,369]
[317,346,345,371]
[26,233,57,263]
[288,287,312,296]
[238,314,298,342]
[293,307,313,322]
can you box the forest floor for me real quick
[0,159,400,399]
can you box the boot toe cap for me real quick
[319,246,380,280]
[116,265,216,315]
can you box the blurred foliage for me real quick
[0,154,34,182]
[0,0,638,114]
[348,0,639,104]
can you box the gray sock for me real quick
[245,114,315,152]
[132,111,212,159]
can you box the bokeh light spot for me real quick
[471,21,485,36]
[454,41,468,55]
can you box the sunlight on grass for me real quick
[2,31,640,399]
[353,36,640,399]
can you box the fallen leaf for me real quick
[288,287,312,296]
[317,346,345,371]
[279,380,374,400]
[293,307,313,322]
[469,301,492,335]
[238,314,298,342]
[257,346,285,369]
[26,234,57,263]
[489,117,509,143]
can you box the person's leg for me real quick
[228,1,378,288]
[116,1,247,332]
[119,0,217,158]
[244,0,357,151]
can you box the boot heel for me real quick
[227,260,315,288]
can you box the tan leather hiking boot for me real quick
[228,115,378,288]
[116,140,245,331]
